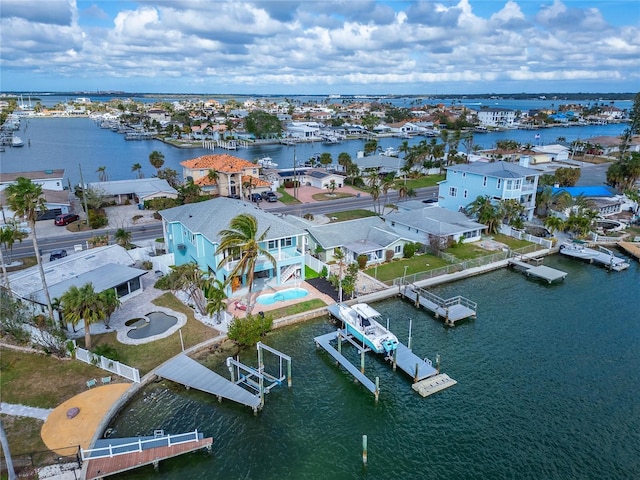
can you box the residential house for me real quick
[0,169,66,192]
[382,204,486,245]
[351,153,404,176]
[88,178,178,206]
[180,154,272,198]
[7,245,146,325]
[277,168,346,189]
[475,108,516,128]
[531,144,570,162]
[285,216,411,266]
[551,186,624,218]
[160,198,307,295]
[438,160,541,220]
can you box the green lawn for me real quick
[268,298,327,319]
[445,242,492,260]
[276,187,302,204]
[491,233,534,250]
[364,253,450,282]
[327,209,377,222]
[404,174,445,189]
[305,265,320,279]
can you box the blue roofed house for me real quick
[551,186,624,218]
[438,160,541,220]
[159,198,307,296]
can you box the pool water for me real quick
[256,288,309,305]
[126,312,178,339]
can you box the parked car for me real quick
[49,249,67,261]
[54,213,79,226]
[422,198,438,204]
[262,191,278,202]
[250,193,262,202]
[226,194,241,199]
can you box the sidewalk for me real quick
[0,402,53,420]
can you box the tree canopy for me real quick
[244,110,282,139]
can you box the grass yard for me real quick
[305,265,320,279]
[276,187,302,204]
[0,348,105,408]
[311,192,355,201]
[327,209,377,222]
[87,293,215,374]
[404,174,445,189]
[268,299,327,319]
[364,253,450,282]
[446,242,493,260]
[491,233,535,250]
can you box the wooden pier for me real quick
[401,284,477,326]
[83,430,212,479]
[508,258,567,283]
[617,241,640,262]
[155,354,262,412]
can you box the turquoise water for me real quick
[108,254,640,479]
[256,288,309,305]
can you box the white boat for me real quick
[559,241,599,260]
[256,156,278,168]
[12,136,24,147]
[333,303,398,355]
[381,147,398,157]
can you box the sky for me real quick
[0,0,639,95]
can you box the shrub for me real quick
[303,213,314,221]
[91,344,121,362]
[227,313,273,347]
[357,254,368,269]
[88,210,108,229]
[320,266,328,278]
[385,249,394,262]
[141,260,153,270]
[403,242,417,258]
[132,214,143,224]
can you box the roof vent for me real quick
[45,170,53,174]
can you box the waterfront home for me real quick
[160,198,307,295]
[0,169,66,192]
[277,168,345,189]
[0,188,73,223]
[284,215,410,266]
[7,244,146,325]
[382,204,486,245]
[475,108,516,128]
[180,154,272,198]
[352,153,404,176]
[531,144,570,162]
[88,178,178,206]
[0,169,73,220]
[438,160,541,220]
[551,186,624,218]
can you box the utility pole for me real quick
[78,164,90,226]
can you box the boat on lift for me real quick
[330,303,398,355]
[256,156,278,168]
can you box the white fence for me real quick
[75,347,140,383]
[305,253,329,276]
[80,430,201,461]
[499,225,553,249]
[152,252,175,275]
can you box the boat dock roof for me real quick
[509,258,568,283]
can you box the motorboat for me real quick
[256,156,278,168]
[559,241,599,260]
[333,303,398,355]
[11,136,24,147]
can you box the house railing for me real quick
[76,347,140,383]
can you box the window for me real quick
[462,172,466,178]
[394,245,402,254]
[449,187,457,197]
[268,240,277,249]
[464,189,468,198]
[496,178,502,189]
[282,237,293,247]
[483,176,487,187]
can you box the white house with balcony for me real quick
[438,161,541,220]
[160,198,307,297]
[475,108,516,128]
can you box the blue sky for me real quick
[1,0,638,94]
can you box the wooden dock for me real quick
[83,431,212,479]
[402,285,477,326]
[508,258,567,283]
[617,241,640,262]
[392,342,438,382]
[155,355,262,412]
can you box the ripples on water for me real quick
[108,255,640,479]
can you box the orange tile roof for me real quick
[181,154,257,173]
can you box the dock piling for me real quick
[362,435,368,466]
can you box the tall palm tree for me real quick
[114,228,132,248]
[216,213,276,311]
[100,288,120,329]
[333,247,346,303]
[5,178,54,320]
[366,171,381,214]
[467,195,504,234]
[0,224,26,293]
[205,278,228,324]
[60,283,105,350]
[96,166,108,182]
[131,163,143,179]
[149,150,165,174]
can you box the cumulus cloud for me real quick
[0,0,637,93]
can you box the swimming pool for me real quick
[255,288,309,305]
[126,312,178,339]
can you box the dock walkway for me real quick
[83,430,212,479]
[393,342,437,382]
[402,284,476,325]
[155,354,261,411]
[508,258,567,283]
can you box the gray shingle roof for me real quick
[160,197,305,242]
[88,178,177,198]
[446,161,540,178]
[383,206,486,236]
[296,216,401,250]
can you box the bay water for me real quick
[107,255,640,480]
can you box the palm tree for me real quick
[60,283,105,350]
[96,166,108,182]
[366,171,381,214]
[114,228,132,249]
[131,163,143,179]
[100,288,120,329]
[0,224,26,293]
[5,178,54,320]
[467,195,504,234]
[149,150,165,174]
[216,213,276,311]
[544,216,565,235]
[205,278,228,324]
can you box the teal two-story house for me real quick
[160,198,307,296]
[438,160,541,220]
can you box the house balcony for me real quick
[521,183,536,192]
[220,248,303,273]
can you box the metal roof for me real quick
[446,160,540,178]
[383,206,486,236]
[88,178,177,199]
